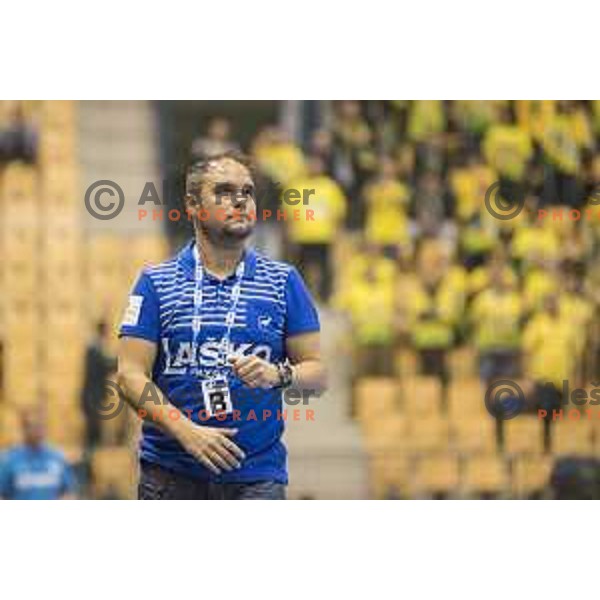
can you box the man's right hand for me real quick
[173,420,245,474]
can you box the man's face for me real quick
[187,158,257,242]
[22,415,45,447]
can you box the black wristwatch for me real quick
[275,361,294,389]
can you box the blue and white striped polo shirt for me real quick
[119,240,320,483]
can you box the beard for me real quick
[198,217,256,245]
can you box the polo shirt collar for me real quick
[178,240,257,280]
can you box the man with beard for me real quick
[117,152,326,499]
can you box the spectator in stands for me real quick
[471,261,523,383]
[253,125,306,186]
[331,101,376,227]
[363,156,410,259]
[585,263,600,383]
[80,321,116,452]
[540,101,592,208]
[404,248,464,387]
[335,244,397,378]
[559,267,594,383]
[191,117,239,160]
[511,210,561,268]
[309,128,335,176]
[395,143,416,187]
[450,152,496,224]
[251,165,284,260]
[522,257,560,312]
[468,247,517,298]
[410,171,455,224]
[0,103,37,164]
[523,293,579,446]
[584,154,600,205]
[458,211,499,272]
[407,101,447,175]
[410,182,457,261]
[0,409,77,500]
[452,101,504,153]
[407,101,447,146]
[483,106,533,210]
[284,154,347,302]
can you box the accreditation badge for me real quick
[201,377,233,417]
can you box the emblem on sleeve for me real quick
[122,295,144,326]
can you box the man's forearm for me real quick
[116,369,188,437]
[290,359,327,394]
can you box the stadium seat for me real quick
[504,417,544,455]
[91,447,137,499]
[88,270,122,297]
[47,404,83,447]
[39,130,77,167]
[41,100,76,130]
[356,377,400,428]
[0,163,38,200]
[3,371,42,406]
[412,455,460,497]
[45,368,83,395]
[0,227,38,260]
[2,199,40,230]
[463,455,508,497]
[401,375,442,416]
[405,416,450,454]
[2,344,38,379]
[511,455,553,498]
[41,228,82,263]
[87,235,125,267]
[452,416,497,454]
[395,349,418,377]
[363,414,407,454]
[2,298,40,338]
[1,258,38,297]
[448,378,485,419]
[449,346,476,378]
[551,419,594,456]
[42,260,83,290]
[130,235,169,266]
[369,453,409,499]
[41,166,79,198]
[0,406,22,448]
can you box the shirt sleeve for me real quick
[0,453,14,499]
[60,459,77,497]
[118,270,161,342]
[284,266,320,337]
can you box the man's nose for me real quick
[232,190,248,208]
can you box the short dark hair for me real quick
[185,151,254,198]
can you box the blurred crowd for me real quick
[191,101,600,415]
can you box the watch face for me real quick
[282,364,293,387]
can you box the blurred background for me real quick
[2,100,600,499]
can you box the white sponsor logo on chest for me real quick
[161,339,273,374]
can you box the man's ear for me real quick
[184,192,200,210]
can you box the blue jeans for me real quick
[138,461,286,500]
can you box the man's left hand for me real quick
[228,355,280,389]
